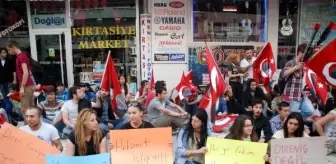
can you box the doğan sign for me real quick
[72,26,136,49]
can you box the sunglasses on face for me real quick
[128,101,144,111]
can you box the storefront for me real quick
[0,0,334,92]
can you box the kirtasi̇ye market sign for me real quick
[72,26,136,49]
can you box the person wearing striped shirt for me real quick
[37,86,64,132]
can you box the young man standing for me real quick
[7,41,35,117]
[0,49,16,98]
[20,107,63,151]
[240,49,256,88]
[147,87,189,128]
[282,43,314,120]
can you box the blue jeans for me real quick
[99,119,125,133]
[287,96,314,120]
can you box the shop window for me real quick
[70,0,137,92]
[30,1,66,29]
[193,0,268,42]
[277,0,298,69]
[0,1,29,50]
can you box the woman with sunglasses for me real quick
[120,102,154,129]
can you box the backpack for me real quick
[277,69,293,95]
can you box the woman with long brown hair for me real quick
[226,115,270,162]
[225,115,258,141]
[65,108,107,156]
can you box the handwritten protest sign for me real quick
[271,137,327,164]
[205,137,267,164]
[110,127,173,164]
[0,123,60,164]
[46,153,110,164]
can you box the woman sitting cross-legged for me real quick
[175,109,209,164]
[65,108,107,156]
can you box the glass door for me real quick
[35,33,67,86]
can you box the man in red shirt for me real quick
[7,41,35,120]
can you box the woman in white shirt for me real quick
[272,112,310,139]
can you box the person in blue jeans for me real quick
[282,43,314,120]
[175,109,209,164]
[216,93,228,115]
[94,88,125,132]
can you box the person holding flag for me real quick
[281,43,314,120]
[203,44,227,124]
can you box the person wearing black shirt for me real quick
[65,109,107,156]
[120,102,154,129]
[0,49,16,98]
[246,99,273,142]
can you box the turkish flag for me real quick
[304,67,328,104]
[173,71,197,104]
[205,45,226,105]
[252,42,276,93]
[306,38,336,88]
[100,51,122,111]
[149,69,155,90]
[185,70,193,82]
[198,89,211,109]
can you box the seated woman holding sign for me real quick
[225,115,270,162]
[120,101,154,129]
[272,112,310,139]
[175,109,209,164]
[225,115,259,141]
[65,108,107,156]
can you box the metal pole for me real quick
[59,33,65,84]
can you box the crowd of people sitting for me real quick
[1,43,336,164]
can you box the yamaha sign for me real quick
[32,14,66,29]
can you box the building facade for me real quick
[0,0,334,93]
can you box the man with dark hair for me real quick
[0,48,16,98]
[147,86,188,128]
[270,101,290,133]
[247,99,273,142]
[56,82,69,101]
[240,49,256,89]
[145,80,167,108]
[282,43,314,120]
[37,87,64,132]
[7,41,35,121]
[95,88,124,132]
[20,107,63,151]
[61,86,84,135]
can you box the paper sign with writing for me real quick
[206,137,267,164]
[0,123,60,164]
[110,127,173,164]
[271,137,327,164]
[46,153,110,164]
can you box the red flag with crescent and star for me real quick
[205,45,227,105]
[306,38,336,88]
[252,42,276,93]
[304,67,328,104]
[100,51,122,111]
